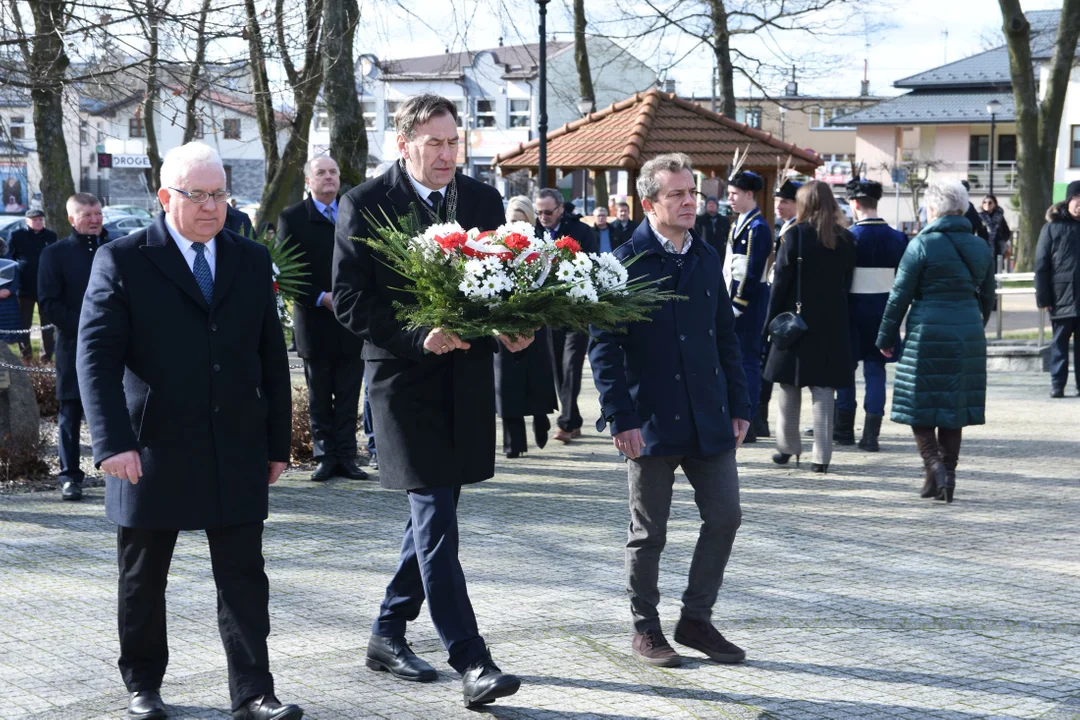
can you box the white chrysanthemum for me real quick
[568,280,599,303]
[464,258,486,275]
[555,263,576,281]
[407,236,444,263]
[421,222,464,242]
[496,221,537,241]
[572,253,595,271]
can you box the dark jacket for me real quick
[588,221,749,457]
[695,212,730,264]
[0,260,20,341]
[727,208,772,313]
[534,215,598,254]
[1035,202,1080,320]
[495,326,558,419]
[37,231,108,400]
[876,214,995,428]
[7,226,58,297]
[225,204,255,237]
[610,219,639,249]
[965,202,990,245]
[77,214,291,530]
[332,162,505,491]
[277,197,363,358]
[591,223,617,254]
[764,224,857,389]
[979,206,1011,257]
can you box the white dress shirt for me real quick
[405,171,445,206]
[165,215,216,280]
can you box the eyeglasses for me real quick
[535,208,558,216]
[169,187,231,204]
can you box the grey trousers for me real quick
[776,384,835,465]
[626,452,741,633]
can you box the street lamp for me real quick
[987,98,1001,195]
[576,97,595,117]
[537,0,550,189]
[779,105,787,143]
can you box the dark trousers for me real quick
[551,329,588,431]
[626,452,741,633]
[501,415,550,454]
[57,398,84,482]
[303,354,364,463]
[117,522,273,711]
[372,486,487,673]
[362,368,376,459]
[734,296,767,422]
[17,295,54,359]
[836,360,887,415]
[1050,317,1079,393]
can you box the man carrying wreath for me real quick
[332,93,531,708]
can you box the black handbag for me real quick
[768,225,808,351]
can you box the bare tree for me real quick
[998,0,1080,270]
[182,0,213,144]
[128,0,171,190]
[573,0,607,207]
[322,0,366,191]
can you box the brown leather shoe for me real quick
[673,618,746,664]
[632,629,681,667]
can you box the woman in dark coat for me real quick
[495,196,557,457]
[765,181,856,473]
[877,180,995,503]
[978,194,1012,271]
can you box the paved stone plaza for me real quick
[2,367,1079,719]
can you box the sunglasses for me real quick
[535,208,558,216]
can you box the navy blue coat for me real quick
[77,215,291,529]
[588,221,750,457]
[37,232,108,400]
[7,226,58,297]
[0,260,20,341]
[848,218,908,363]
[726,208,772,313]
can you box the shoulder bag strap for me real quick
[795,224,804,314]
[942,231,981,295]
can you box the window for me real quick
[830,107,855,129]
[969,134,989,162]
[361,100,376,129]
[735,107,761,129]
[79,119,88,145]
[509,99,530,128]
[475,99,496,128]
[997,134,1017,163]
[9,116,25,140]
[223,118,241,140]
[385,100,400,130]
[1071,127,1080,167]
[129,116,145,138]
[314,106,329,131]
[224,164,233,190]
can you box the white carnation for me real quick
[421,222,464,242]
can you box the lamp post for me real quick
[986,98,1001,196]
[537,0,550,190]
[779,104,787,143]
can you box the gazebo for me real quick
[495,88,824,228]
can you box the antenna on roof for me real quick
[941,29,949,64]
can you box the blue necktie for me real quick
[324,205,336,224]
[191,242,214,303]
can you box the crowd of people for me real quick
[2,90,1078,718]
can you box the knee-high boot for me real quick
[937,428,962,504]
[912,426,946,499]
[858,413,883,452]
[834,408,856,446]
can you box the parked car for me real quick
[104,204,154,219]
[103,215,154,239]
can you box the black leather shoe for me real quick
[1051,388,1065,398]
[462,654,520,708]
[231,694,303,720]
[339,459,369,480]
[310,460,337,482]
[365,635,437,682]
[811,463,829,474]
[60,479,83,501]
[128,690,166,719]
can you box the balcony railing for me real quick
[963,161,1019,193]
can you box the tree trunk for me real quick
[27,0,75,236]
[322,0,367,192]
[244,0,280,183]
[573,0,606,205]
[709,0,736,119]
[998,0,1080,270]
[182,0,212,144]
[140,0,164,191]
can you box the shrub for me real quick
[290,385,313,462]
[0,432,50,481]
[27,358,59,419]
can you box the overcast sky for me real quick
[355,0,1066,99]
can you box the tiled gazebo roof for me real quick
[495,88,822,173]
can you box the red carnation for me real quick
[503,233,531,251]
[435,231,468,251]
[273,281,279,294]
[555,236,581,253]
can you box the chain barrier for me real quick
[2,324,56,336]
[0,360,57,374]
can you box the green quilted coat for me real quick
[876,214,996,428]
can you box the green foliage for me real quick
[251,228,309,303]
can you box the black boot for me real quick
[938,428,962,504]
[834,409,856,446]
[752,402,770,438]
[913,427,946,499]
[858,413,883,452]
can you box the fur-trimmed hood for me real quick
[1046,201,1079,223]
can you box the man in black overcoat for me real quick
[611,200,639,248]
[7,208,57,360]
[76,142,301,720]
[225,202,255,237]
[695,195,730,264]
[534,187,597,443]
[278,156,367,482]
[333,93,532,708]
[37,193,108,501]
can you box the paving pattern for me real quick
[2,367,1079,719]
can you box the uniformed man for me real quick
[724,161,772,442]
[754,177,801,439]
[834,178,908,450]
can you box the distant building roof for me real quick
[833,89,1015,126]
[894,46,1012,90]
[374,41,574,80]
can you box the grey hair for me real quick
[394,93,459,140]
[505,195,535,224]
[534,187,562,205]
[924,180,968,217]
[636,152,694,202]
[304,154,338,177]
[160,142,224,190]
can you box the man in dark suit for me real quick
[278,156,367,482]
[333,93,530,708]
[76,142,301,720]
[37,193,108,501]
[225,202,256,237]
[7,208,57,360]
[695,196,730,264]
[611,201,639,248]
[534,187,597,444]
[592,205,615,253]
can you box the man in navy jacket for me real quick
[588,152,750,670]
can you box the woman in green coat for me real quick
[877,180,996,503]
